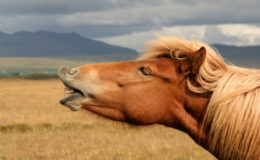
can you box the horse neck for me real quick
[181,90,211,148]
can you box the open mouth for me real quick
[64,86,84,97]
[60,85,85,111]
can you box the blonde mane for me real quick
[139,36,260,160]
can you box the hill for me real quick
[0,31,137,57]
[213,44,260,61]
[212,44,260,67]
[0,30,259,63]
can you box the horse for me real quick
[58,36,260,160]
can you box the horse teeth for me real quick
[64,88,75,94]
[64,91,73,93]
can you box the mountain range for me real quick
[0,31,137,58]
[0,31,259,66]
[212,44,260,61]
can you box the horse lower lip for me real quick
[60,92,84,105]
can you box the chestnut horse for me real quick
[58,37,260,160]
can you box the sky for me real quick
[0,0,260,51]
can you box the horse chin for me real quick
[60,92,85,111]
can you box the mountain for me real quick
[0,31,137,57]
[212,44,260,61]
[0,31,258,65]
[212,44,260,67]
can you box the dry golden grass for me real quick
[0,78,216,160]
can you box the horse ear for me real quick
[191,47,206,74]
[174,47,206,75]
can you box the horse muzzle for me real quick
[58,66,85,111]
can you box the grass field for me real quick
[0,78,216,160]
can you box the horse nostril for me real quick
[67,68,80,77]
[68,69,78,75]
[58,66,79,79]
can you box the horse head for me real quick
[58,36,260,160]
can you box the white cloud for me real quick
[98,24,260,51]
[218,24,260,45]
[97,25,206,51]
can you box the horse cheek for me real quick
[122,90,170,125]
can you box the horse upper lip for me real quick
[58,66,69,82]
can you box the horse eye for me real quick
[139,66,152,76]
[175,51,188,60]
[177,54,187,59]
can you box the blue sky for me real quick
[0,0,260,50]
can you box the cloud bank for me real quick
[98,24,260,51]
[0,0,259,49]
